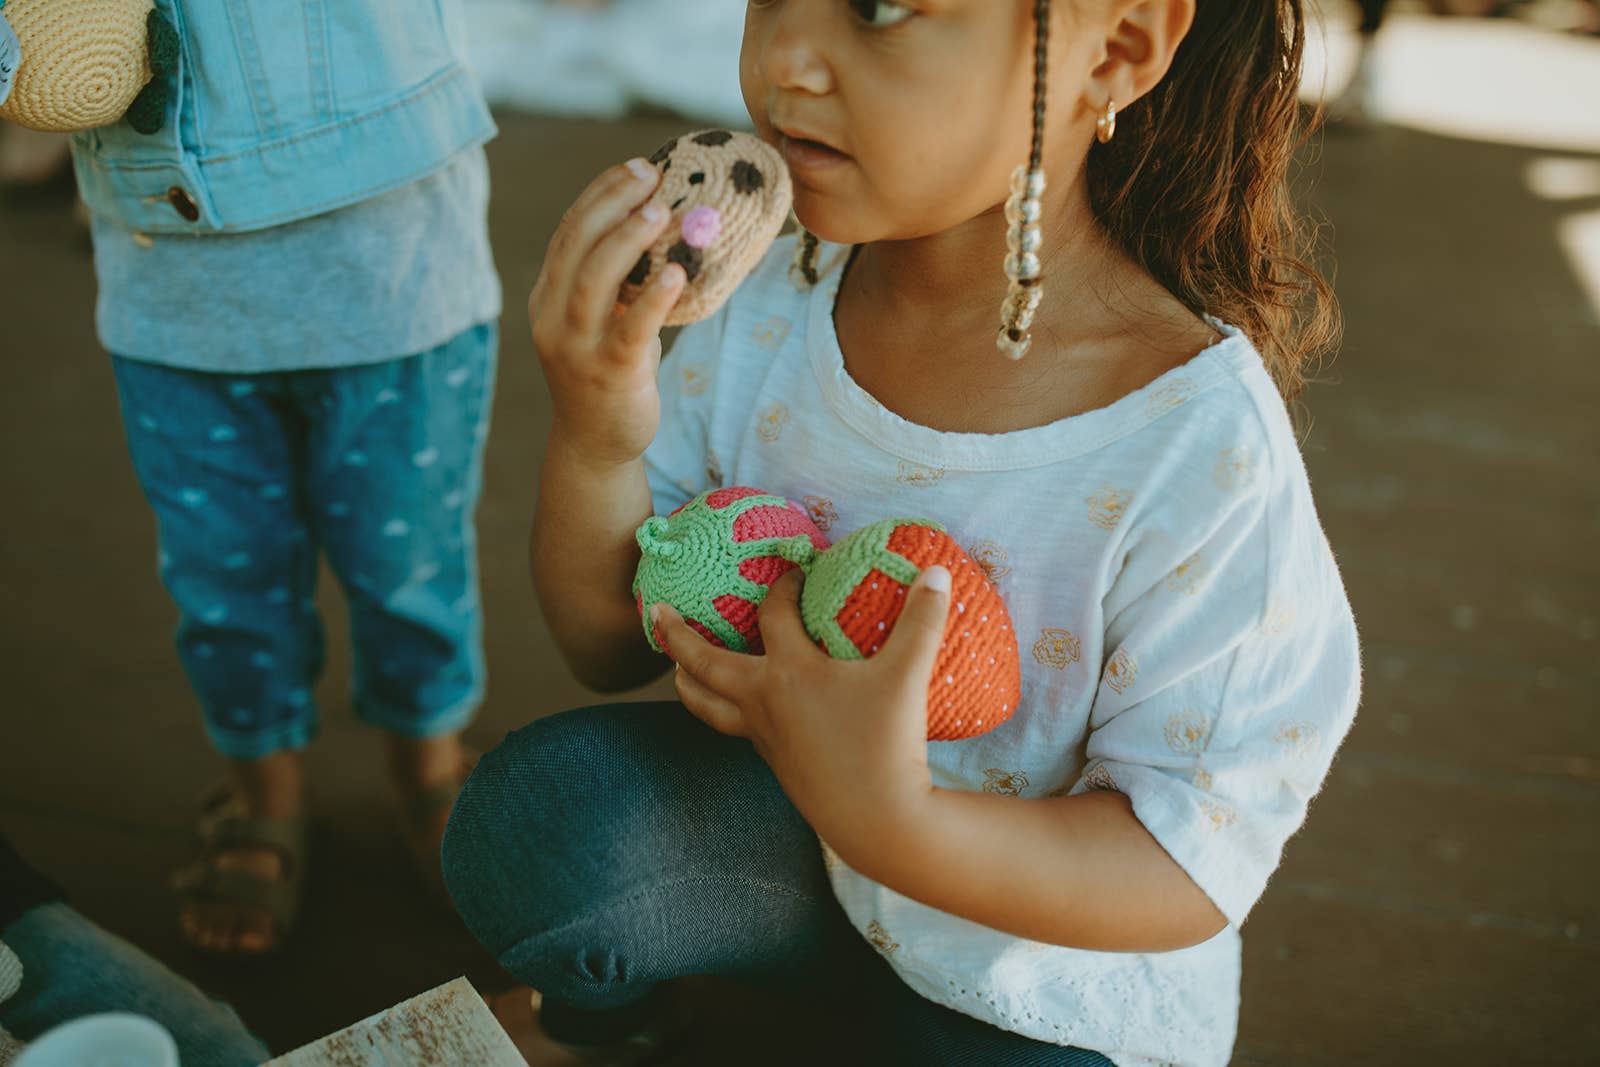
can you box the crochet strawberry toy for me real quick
[635,491,1022,741]
[0,0,177,134]
[616,129,793,326]
[634,487,830,655]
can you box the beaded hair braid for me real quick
[791,0,1052,361]
[998,0,1051,360]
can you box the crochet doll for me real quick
[0,0,175,134]
[616,129,793,326]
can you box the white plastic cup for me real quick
[13,1013,179,1067]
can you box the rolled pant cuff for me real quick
[204,719,317,761]
[354,687,483,740]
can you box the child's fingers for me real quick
[604,264,686,369]
[674,666,748,738]
[755,568,818,656]
[879,567,953,685]
[541,159,660,314]
[654,604,749,702]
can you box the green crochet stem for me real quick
[799,517,943,661]
[634,492,823,654]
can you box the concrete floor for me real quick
[2,44,1597,1067]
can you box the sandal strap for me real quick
[170,862,303,934]
[194,782,308,866]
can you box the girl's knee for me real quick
[441,705,661,948]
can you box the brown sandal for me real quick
[170,784,308,958]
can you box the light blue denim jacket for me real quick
[70,0,495,235]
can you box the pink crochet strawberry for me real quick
[634,487,829,655]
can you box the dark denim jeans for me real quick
[442,702,1112,1065]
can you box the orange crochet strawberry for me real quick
[800,519,1022,741]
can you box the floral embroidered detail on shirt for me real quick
[1274,720,1321,758]
[1201,798,1239,831]
[755,402,790,443]
[705,449,724,486]
[967,540,1013,582]
[1146,378,1199,418]
[1214,446,1256,491]
[680,363,710,396]
[751,316,792,351]
[1164,709,1212,755]
[1081,762,1118,792]
[1165,553,1210,595]
[1086,486,1131,530]
[1104,647,1139,695]
[982,769,1030,797]
[1031,628,1081,671]
[866,920,900,955]
[801,495,838,532]
[896,461,946,487]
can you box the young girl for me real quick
[443,1,1360,1063]
[70,0,500,958]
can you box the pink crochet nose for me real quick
[681,206,722,249]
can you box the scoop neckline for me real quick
[802,242,1257,472]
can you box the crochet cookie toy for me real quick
[0,0,176,133]
[616,129,793,326]
[635,491,1021,741]
[634,487,830,655]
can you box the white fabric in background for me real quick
[464,0,751,126]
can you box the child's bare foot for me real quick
[176,750,307,957]
[387,731,476,894]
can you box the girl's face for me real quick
[740,0,1099,245]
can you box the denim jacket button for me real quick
[167,186,200,222]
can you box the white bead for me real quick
[1005,196,1042,226]
[1007,226,1043,254]
[1009,165,1047,199]
[1004,287,1043,318]
[997,327,1032,360]
[1005,252,1041,281]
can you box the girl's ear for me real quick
[1085,0,1195,113]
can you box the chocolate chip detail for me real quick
[649,138,678,166]
[692,130,734,147]
[667,241,704,282]
[731,161,764,194]
[627,252,652,287]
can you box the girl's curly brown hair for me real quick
[1085,0,1338,401]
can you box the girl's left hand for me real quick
[654,565,953,860]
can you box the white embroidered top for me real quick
[642,237,1362,1067]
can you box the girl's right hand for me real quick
[530,157,688,466]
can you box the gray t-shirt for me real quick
[90,147,501,372]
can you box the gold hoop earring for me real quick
[1095,100,1117,145]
